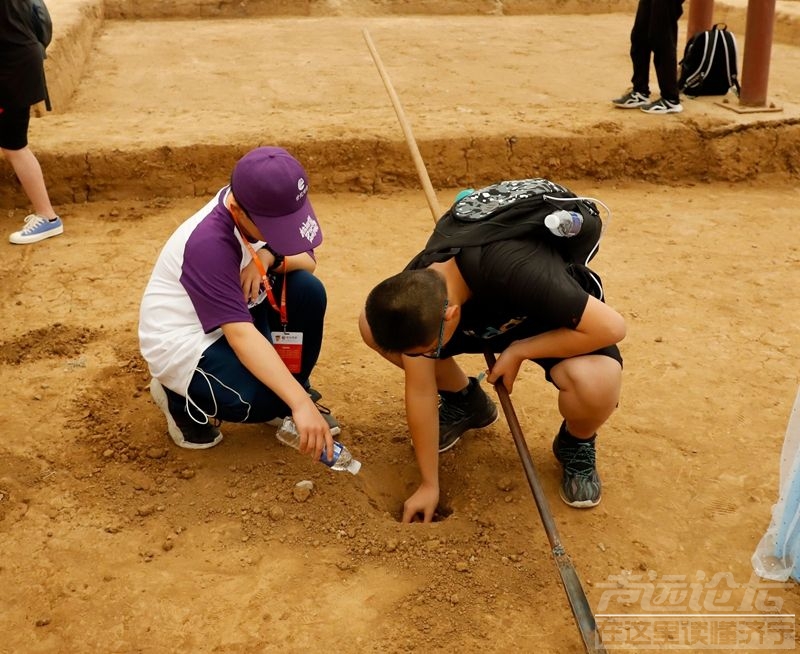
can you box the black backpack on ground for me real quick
[678,23,741,97]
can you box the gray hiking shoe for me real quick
[552,422,601,508]
[438,377,498,452]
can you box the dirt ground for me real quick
[2,2,800,654]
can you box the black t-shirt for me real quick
[0,0,46,108]
[407,237,589,351]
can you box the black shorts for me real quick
[0,105,31,150]
[440,327,623,387]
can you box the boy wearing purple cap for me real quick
[139,147,337,460]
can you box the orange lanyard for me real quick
[231,214,288,329]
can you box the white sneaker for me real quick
[640,98,684,114]
[9,214,63,244]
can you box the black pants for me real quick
[629,0,685,102]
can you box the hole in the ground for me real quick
[393,500,453,523]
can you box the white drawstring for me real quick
[183,368,252,424]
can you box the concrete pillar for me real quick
[740,0,777,106]
[686,0,715,41]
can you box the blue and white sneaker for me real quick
[9,214,64,244]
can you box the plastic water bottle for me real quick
[544,209,583,237]
[275,417,361,475]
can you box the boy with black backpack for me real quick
[612,0,686,115]
[359,179,626,522]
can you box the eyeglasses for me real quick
[405,299,448,359]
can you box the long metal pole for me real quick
[485,352,606,654]
[361,28,606,653]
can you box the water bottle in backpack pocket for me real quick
[544,210,583,237]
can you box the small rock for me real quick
[496,477,514,492]
[268,506,285,521]
[292,485,311,503]
[455,561,469,572]
[35,618,51,627]
[179,469,195,480]
[137,505,155,517]
[146,448,167,459]
[385,539,398,553]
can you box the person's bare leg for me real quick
[2,146,57,218]
[551,355,622,438]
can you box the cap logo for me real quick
[296,178,308,202]
[299,215,319,243]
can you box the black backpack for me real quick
[678,23,741,97]
[410,179,607,299]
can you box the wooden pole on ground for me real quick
[362,28,443,220]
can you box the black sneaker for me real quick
[149,378,223,449]
[552,422,601,508]
[438,376,498,452]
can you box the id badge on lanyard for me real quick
[234,213,304,373]
[273,331,303,373]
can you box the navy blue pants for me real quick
[166,270,327,423]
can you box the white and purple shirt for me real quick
[138,187,266,395]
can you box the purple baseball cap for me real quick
[230,147,323,255]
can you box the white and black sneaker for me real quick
[612,90,650,109]
[150,378,223,449]
[640,98,683,114]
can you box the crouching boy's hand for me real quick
[402,481,440,523]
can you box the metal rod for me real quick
[485,352,606,654]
